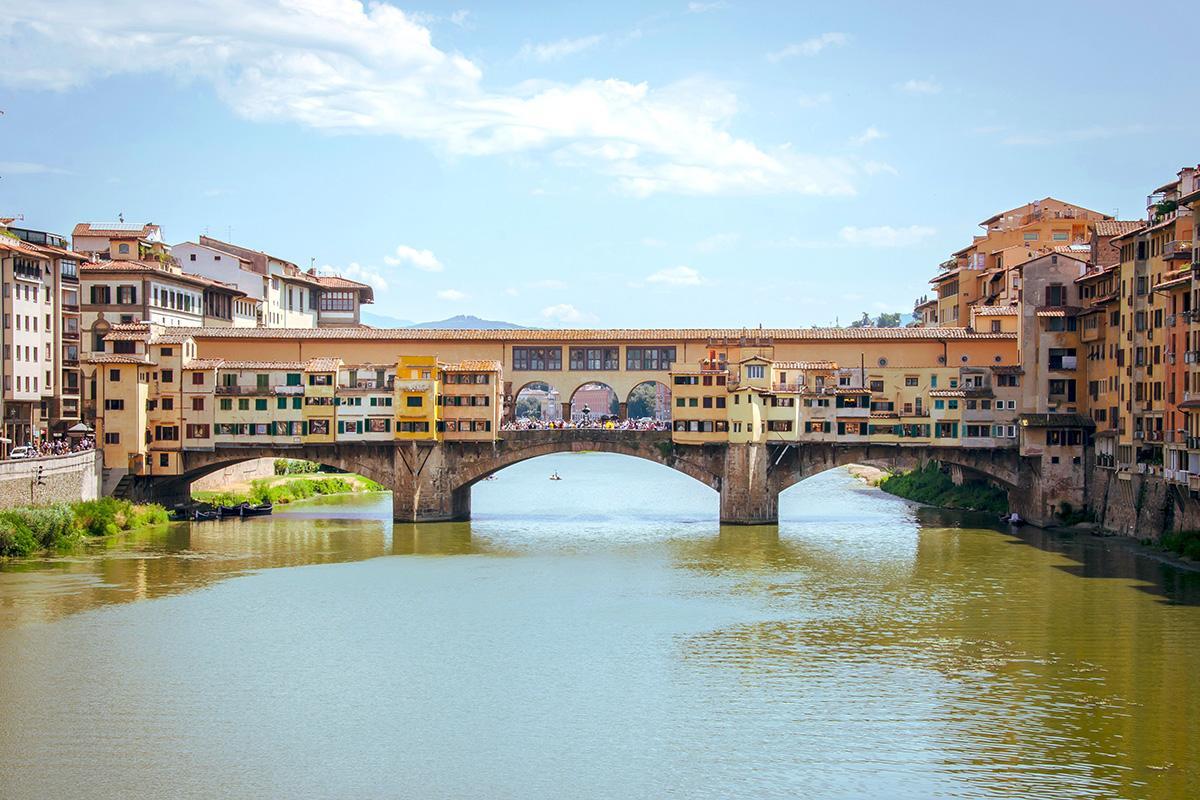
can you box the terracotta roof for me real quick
[0,237,48,256]
[833,386,872,395]
[73,222,159,239]
[1094,220,1143,238]
[443,360,502,372]
[304,357,342,372]
[928,389,966,398]
[972,306,1019,316]
[214,360,306,370]
[183,358,225,370]
[150,333,197,345]
[774,360,838,370]
[869,411,899,418]
[102,331,149,342]
[991,365,1024,375]
[181,326,1018,342]
[1036,306,1083,318]
[80,260,247,294]
[87,353,152,365]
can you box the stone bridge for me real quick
[127,430,1042,524]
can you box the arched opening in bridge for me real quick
[568,382,618,424]
[471,451,718,524]
[513,381,564,422]
[626,380,671,422]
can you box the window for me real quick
[116,285,137,305]
[569,347,619,370]
[104,399,125,410]
[104,432,120,444]
[512,347,563,371]
[309,419,330,436]
[191,397,205,411]
[319,291,356,312]
[238,399,250,411]
[117,243,130,254]
[626,347,676,371]
[161,398,174,411]
[406,395,423,407]
[161,369,174,383]
[90,286,112,304]
[255,399,268,411]
[745,364,765,379]
[308,373,333,386]
[286,373,302,386]
[108,369,121,382]
[905,377,918,387]
[1045,284,1068,306]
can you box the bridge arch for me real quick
[566,381,619,422]
[626,379,672,421]
[450,431,724,493]
[512,380,565,422]
[768,442,1020,496]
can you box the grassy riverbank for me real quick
[192,474,385,508]
[1158,530,1200,561]
[878,462,1008,515]
[0,498,169,558]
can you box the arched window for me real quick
[117,243,130,254]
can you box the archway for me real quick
[626,380,671,422]
[567,382,618,424]
[512,380,565,423]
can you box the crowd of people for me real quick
[17,436,96,458]
[502,416,671,432]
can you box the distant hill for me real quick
[360,310,414,328]
[407,315,532,330]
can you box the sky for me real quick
[0,0,1196,328]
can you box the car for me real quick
[8,446,36,460]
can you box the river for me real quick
[1,454,1199,799]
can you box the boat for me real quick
[549,472,562,481]
[171,506,219,522]
[239,502,273,517]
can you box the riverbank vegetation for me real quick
[0,498,169,558]
[193,474,385,508]
[1158,530,1200,561]
[878,463,1008,514]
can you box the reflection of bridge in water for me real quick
[127,429,1030,525]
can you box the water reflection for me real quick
[1,458,1200,800]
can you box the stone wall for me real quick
[1089,467,1190,539]
[190,457,276,492]
[0,450,101,509]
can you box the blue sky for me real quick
[1,0,1195,327]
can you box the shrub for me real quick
[880,462,1008,515]
[274,459,319,475]
[1160,530,1200,561]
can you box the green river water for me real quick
[1,453,1199,799]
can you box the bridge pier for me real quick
[719,443,778,525]
[391,442,472,522]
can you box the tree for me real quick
[875,312,902,328]
[849,312,873,328]
[514,395,542,419]
[627,382,663,418]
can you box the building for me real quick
[0,223,87,449]
[173,236,374,328]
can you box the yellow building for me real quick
[395,356,440,441]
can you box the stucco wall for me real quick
[0,450,101,509]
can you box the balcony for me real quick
[1165,240,1193,260]
[272,385,305,396]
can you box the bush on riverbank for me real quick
[194,475,384,508]
[879,462,1008,515]
[1160,529,1200,561]
[0,498,168,558]
[274,458,319,475]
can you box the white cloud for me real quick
[687,1,728,12]
[645,265,709,286]
[766,32,847,63]
[0,161,69,175]
[1,1,863,197]
[839,225,936,247]
[541,303,587,323]
[694,232,739,253]
[437,288,467,301]
[897,78,942,95]
[850,126,885,146]
[449,9,470,26]
[383,244,443,272]
[320,262,388,291]
[519,35,604,62]
[862,160,899,176]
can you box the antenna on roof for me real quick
[118,212,124,223]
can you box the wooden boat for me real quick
[239,502,273,517]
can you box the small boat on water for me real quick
[218,502,274,518]
[549,472,562,481]
[171,506,219,522]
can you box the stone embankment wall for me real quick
[190,457,276,492]
[0,451,102,509]
[1088,467,1200,539]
